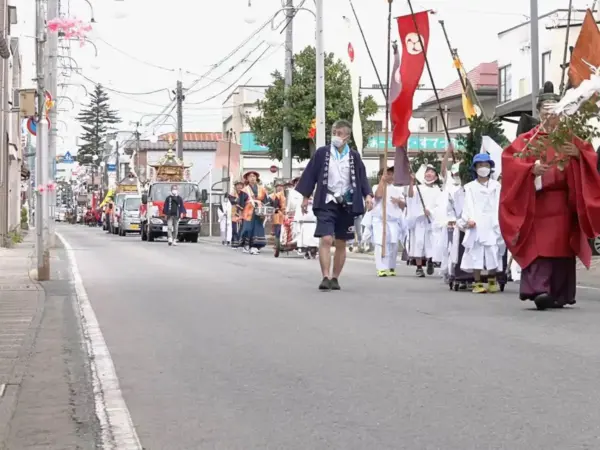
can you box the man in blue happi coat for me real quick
[295,119,373,291]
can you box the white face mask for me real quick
[331,136,345,148]
[171,190,178,196]
[476,167,491,178]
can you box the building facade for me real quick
[495,9,589,137]
[413,61,499,134]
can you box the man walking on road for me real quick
[163,185,186,246]
[295,119,373,291]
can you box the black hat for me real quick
[536,81,561,110]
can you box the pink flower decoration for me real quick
[37,185,45,192]
[47,183,56,191]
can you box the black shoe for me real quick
[319,278,331,291]
[330,278,341,290]
[426,260,434,275]
[534,293,553,310]
[416,267,425,278]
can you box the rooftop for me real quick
[158,132,222,142]
[422,61,498,105]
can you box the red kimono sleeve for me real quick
[565,138,600,267]
[499,132,537,260]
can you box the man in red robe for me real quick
[500,82,600,310]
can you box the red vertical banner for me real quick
[391,11,430,147]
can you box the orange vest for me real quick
[242,185,268,221]
[270,191,286,225]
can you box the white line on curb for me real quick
[57,232,142,450]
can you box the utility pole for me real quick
[530,0,540,118]
[281,0,294,181]
[36,0,50,280]
[47,0,58,246]
[315,0,326,147]
[176,80,185,160]
[226,129,233,195]
[135,122,141,179]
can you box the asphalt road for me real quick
[59,224,600,450]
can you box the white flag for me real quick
[343,16,363,155]
[480,135,503,180]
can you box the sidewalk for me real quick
[0,231,45,445]
[0,231,99,449]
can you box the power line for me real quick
[185,41,266,97]
[186,45,275,105]
[78,73,170,96]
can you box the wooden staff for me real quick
[380,0,393,258]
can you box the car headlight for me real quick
[188,219,200,225]
[150,218,164,225]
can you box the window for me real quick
[367,120,383,132]
[541,51,551,84]
[499,64,512,103]
[459,118,467,127]
[427,117,438,132]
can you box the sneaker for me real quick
[487,277,500,293]
[319,278,331,291]
[242,247,250,253]
[168,238,173,246]
[377,270,388,277]
[472,282,487,294]
[389,269,396,277]
[426,260,434,275]
[250,248,259,255]
[173,241,178,246]
[330,278,341,290]
[416,267,425,277]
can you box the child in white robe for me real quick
[372,166,406,277]
[407,165,444,277]
[457,153,502,294]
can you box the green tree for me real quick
[248,46,379,161]
[410,150,441,174]
[76,84,120,165]
[456,116,508,184]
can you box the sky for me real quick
[15,0,597,156]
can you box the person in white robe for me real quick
[372,166,406,276]
[436,162,463,282]
[407,164,444,277]
[218,197,233,245]
[294,194,319,258]
[457,153,502,294]
[286,178,305,255]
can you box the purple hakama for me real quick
[519,257,577,307]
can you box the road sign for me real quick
[63,151,73,163]
[269,165,278,173]
[106,164,116,172]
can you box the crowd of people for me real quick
[217,87,600,310]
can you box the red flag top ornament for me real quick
[391,11,430,147]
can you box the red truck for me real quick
[139,181,203,243]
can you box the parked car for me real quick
[109,193,128,235]
[118,195,142,235]
[591,237,600,256]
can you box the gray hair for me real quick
[332,119,352,134]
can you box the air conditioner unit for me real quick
[11,88,19,112]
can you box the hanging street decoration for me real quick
[47,17,92,46]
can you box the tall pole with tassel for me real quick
[381,0,394,258]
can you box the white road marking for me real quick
[57,232,142,450]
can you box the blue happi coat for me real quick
[295,145,372,216]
